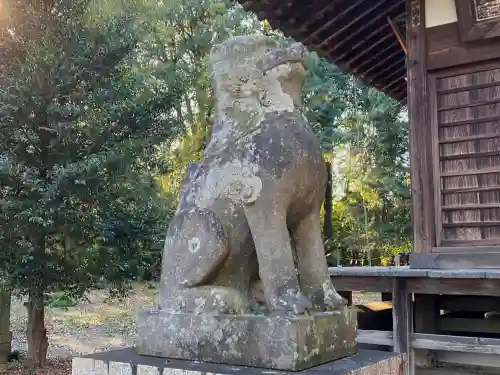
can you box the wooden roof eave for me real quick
[239,0,408,102]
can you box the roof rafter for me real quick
[239,0,407,101]
[302,0,367,44]
[356,44,404,76]
[326,0,404,55]
[314,0,390,49]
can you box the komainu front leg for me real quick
[293,211,346,311]
[244,201,311,315]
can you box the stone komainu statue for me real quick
[160,35,345,316]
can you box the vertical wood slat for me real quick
[407,0,435,253]
[429,75,443,246]
[392,279,414,375]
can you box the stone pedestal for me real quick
[71,348,407,375]
[136,307,357,371]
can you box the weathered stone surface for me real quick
[137,307,356,371]
[72,348,406,375]
[158,33,345,319]
[138,34,353,369]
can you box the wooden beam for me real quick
[443,221,500,227]
[439,132,500,144]
[393,84,408,100]
[409,278,500,296]
[252,0,287,27]
[410,251,500,269]
[357,330,393,346]
[439,150,500,161]
[440,295,500,312]
[437,80,500,95]
[381,74,406,92]
[331,276,393,293]
[412,333,500,355]
[440,316,500,334]
[370,57,407,83]
[441,203,500,210]
[302,0,367,44]
[388,16,407,54]
[438,97,500,111]
[406,0,435,253]
[240,0,271,15]
[327,1,404,55]
[434,245,500,253]
[334,23,392,62]
[315,0,390,50]
[293,0,341,35]
[357,330,500,355]
[441,167,500,177]
[355,44,404,77]
[438,114,500,128]
[342,32,394,68]
[440,238,500,247]
[382,66,407,85]
[330,271,500,297]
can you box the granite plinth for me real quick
[71,348,407,375]
[136,307,357,371]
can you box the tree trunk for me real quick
[323,161,334,241]
[0,287,11,363]
[25,291,48,367]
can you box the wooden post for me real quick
[406,0,435,253]
[339,291,353,306]
[406,0,437,367]
[382,293,392,301]
[392,279,413,375]
[0,287,11,363]
[414,294,438,368]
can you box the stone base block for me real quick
[136,307,357,371]
[71,348,407,375]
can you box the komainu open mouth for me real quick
[258,42,307,74]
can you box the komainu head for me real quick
[208,35,308,117]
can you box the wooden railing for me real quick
[329,267,500,375]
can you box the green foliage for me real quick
[303,53,411,265]
[45,292,78,310]
[155,0,272,199]
[0,0,185,300]
[0,0,412,364]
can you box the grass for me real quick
[1,284,379,375]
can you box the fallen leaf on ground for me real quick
[0,359,71,375]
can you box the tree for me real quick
[302,53,411,265]
[0,0,186,366]
[154,0,275,196]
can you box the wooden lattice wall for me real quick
[431,63,500,247]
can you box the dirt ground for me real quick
[0,283,157,374]
[0,287,485,375]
